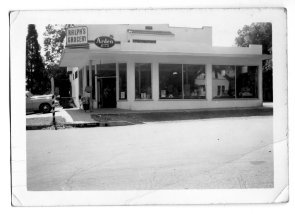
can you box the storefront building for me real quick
[60,24,270,110]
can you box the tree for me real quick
[26,24,50,94]
[43,24,73,97]
[235,23,273,101]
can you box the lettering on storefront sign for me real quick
[94,36,115,48]
[66,26,88,46]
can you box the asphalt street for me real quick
[27,116,273,190]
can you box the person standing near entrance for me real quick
[82,91,90,112]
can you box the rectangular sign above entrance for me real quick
[66,26,88,47]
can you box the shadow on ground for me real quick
[91,108,273,124]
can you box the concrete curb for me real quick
[26,121,135,130]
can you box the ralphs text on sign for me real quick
[66,26,88,46]
[94,36,115,48]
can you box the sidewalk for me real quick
[65,104,273,123]
[62,108,96,123]
[26,104,273,129]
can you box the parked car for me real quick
[26,91,57,113]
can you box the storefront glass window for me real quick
[159,64,182,99]
[119,63,127,100]
[236,66,258,98]
[183,64,206,99]
[135,63,152,99]
[212,65,236,99]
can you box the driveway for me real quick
[27,116,273,190]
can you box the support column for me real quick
[152,62,159,101]
[83,66,87,92]
[95,63,98,108]
[127,61,135,102]
[258,62,263,102]
[116,62,119,101]
[89,60,93,110]
[206,64,213,101]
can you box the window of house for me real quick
[119,63,127,100]
[183,64,206,99]
[135,63,152,99]
[236,66,258,98]
[159,64,182,99]
[212,65,236,99]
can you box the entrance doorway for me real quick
[96,63,117,108]
[97,77,116,108]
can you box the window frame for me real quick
[159,63,207,100]
[212,64,259,100]
[118,63,128,101]
[135,63,153,100]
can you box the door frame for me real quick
[97,76,117,108]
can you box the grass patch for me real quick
[26,116,66,126]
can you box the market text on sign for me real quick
[68,36,87,43]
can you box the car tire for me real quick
[40,103,52,114]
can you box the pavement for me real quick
[26,104,273,128]
[27,116,273,191]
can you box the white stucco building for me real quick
[60,24,270,110]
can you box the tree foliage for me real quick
[26,24,50,94]
[43,24,73,97]
[235,23,272,54]
[235,22,272,72]
[235,23,273,101]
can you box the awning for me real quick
[60,42,271,67]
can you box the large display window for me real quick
[119,63,127,100]
[212,65,259,99]
[135,63,152,99]
[236,66,258,98]
[183,64,206,99]
[159,64,182,99]
[159,64,206,99]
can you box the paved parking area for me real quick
[27,116,273,190]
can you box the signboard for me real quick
[66,26,88,46]
[94,36,115,48]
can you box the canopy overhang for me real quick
[60,47,271,68]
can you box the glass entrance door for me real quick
[99,77,116,108]
[96,63,117,108]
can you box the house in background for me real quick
[60,24,270,110]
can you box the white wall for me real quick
[86,24,212,46]
[70,67,80,107]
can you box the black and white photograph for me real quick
[9,7,288,205]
